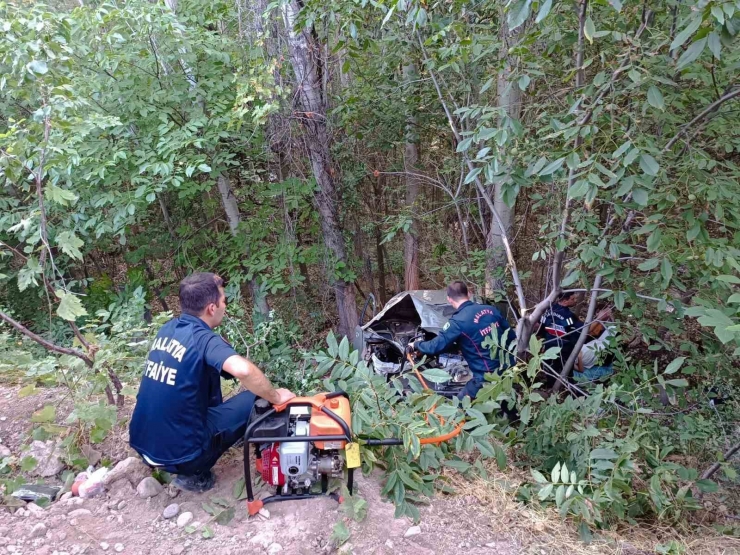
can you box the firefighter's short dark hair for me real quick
[446,281,469,301]
[179,273,224,316]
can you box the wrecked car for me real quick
[352,290,474,398]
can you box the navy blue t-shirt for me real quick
[537,303,584,354]
[129,314,237,465]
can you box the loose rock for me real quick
[136,477,163,499]
[114,544,124,552]
[267,544,283,554]
[404,526,421,538]
[68,509,92,518]
[26,503,45,516]
[162,503,179,519]
[28,441,65,477]
[258,508,270,519]
[0,445,10,458]
[30,523,47,538]
[60,492,73,502]
[100,543,109,551]
[102,458,150,488]
[176,512,193,528]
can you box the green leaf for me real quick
[56,231,84,261]
[201,525,214,539]
[518,75,531,91]
[555,484,565,506]
[665,379,688,388]
[670,16,702,51]
[695,479,718,493]
[664,357,686,375]
[707,32,721,59]
[638,258,660,271]
[639,154,660,176]
[28,60,48,75]
[214,506,235,525]
[330,521,351,546]
[420,368,452,384]
[442,459,471,472]
[647,86,665,111]
[590,448,618,460]
[632,188,649,206]
[538,157,565,176]
[31,405,56,423]
[507,0,532,30]
[46,185,78,206]
[677,38,707,70]
[661,258,673,286]
[21,456,38,472]
[464,167,481,184]
[584,17,595,44]
[531,469,548,483]
[18,384,37,398]
[612,140,631,159]
[551,462,561,483]
[728,294,740,304]
[568,180,589,199]
[198,164,212,173]
[456,137,473,153]
[535,0,552,23]
[716,275,740,284]
[56,291,88,321]
[538,483,554,501]
[560,462,569,484]
[607,0,622,12]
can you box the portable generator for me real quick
[243,391,357,516]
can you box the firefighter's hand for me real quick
[405,342,418,357]
[272,388,296,406]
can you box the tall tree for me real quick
[403,62,421,291]
[280,0,359,337]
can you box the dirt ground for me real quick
[2,385,739,555]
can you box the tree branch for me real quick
[663,87,740,152]
[0,310,93,367]
[552,273,603,393]
[701,441,740,480]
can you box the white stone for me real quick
[102,458,149,487]
[0,445,10,458]
[257,508,270,519]
[114,544,124,552]
[385,540,394,549]
[60,492,73,502]
[267,544,283,554]
[100,544,109,552]
[136,477,163,498]
[68,509,92,518]
[404,526,421,538]
[249,530,275,549]
[28,441,65,477]
[30,523,47,538]
[26,503,45,515]
[176,512,193,528]
[162,503,179,519]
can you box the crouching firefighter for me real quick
[129,272,295,492]
[409,281,514,400]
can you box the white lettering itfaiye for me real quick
[144,359,178,386]
[479,322,500,337]
[149,336,187,363]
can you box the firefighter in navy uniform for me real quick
[536,291,611,384]
[129,273,295,493]
[409,281,513,399]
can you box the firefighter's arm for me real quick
[222,356,295,405]
[414,320,462,356]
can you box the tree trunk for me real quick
[403,63,421,291]
[216,174,270,318]
[281,0,358,338]
[486,17,523,295]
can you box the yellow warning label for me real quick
[345,442,361,468]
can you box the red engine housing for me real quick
[260,443,285,486]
